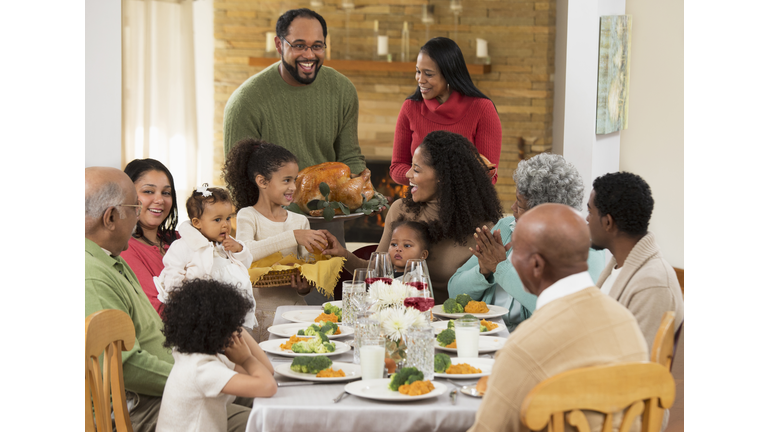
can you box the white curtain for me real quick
[122,0,199,221]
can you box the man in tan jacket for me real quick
[586,172,684,349]
[468,204,648,432]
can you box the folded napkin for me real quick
[248,252,345,299]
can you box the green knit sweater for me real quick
[223,62,366,174]
[85,238,173,397]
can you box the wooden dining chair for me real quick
[650,312,676,371]
[520,362,675,432]
[86,309,136,432]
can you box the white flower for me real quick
[377,306,427,342]
[369,280,410,312]
[196,183,212,197]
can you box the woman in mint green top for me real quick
[447,153,605,332]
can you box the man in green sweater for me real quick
[223,8,366,175]
[85,167,251,432]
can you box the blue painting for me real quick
[596,15,632,134]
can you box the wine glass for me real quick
[366,252,394,285]
[402,259,434,321]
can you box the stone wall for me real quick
[213,0,556,209]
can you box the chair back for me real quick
[85,309,136,432]
[520,362,675,432]
[650,312,676,370]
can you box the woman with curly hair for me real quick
[448,153,605,332]
[121,158,180,315]
[222,138,328,340]
[158,278,276,432]
[323,130,503,304]
[389,37,502,185]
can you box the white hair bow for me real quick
[196,183,212,197]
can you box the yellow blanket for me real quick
[249,252,345,299]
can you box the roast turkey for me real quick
[294,162,376,216]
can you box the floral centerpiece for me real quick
[367,280,427,365]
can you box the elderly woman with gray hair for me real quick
[447,153,605,332]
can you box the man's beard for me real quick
[282,57,322,85]
[590,243,605,251]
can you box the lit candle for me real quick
[476,38,488,58]
[266,32,276,53]
[378,35,389,56]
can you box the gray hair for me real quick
[85,181,127,219]
[513,153,584,211]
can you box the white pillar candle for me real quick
[476,38,488,58]
[377,35,389,56]
[266,32,276,53]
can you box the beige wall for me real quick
[620,0,683,267]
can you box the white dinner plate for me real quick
[431,319,504,336]
[432,304,508,319]
[344,378,447,402]
[434,336,507,354]
[274,361,362,382]
[321,300,343,310]
[268,322,353,340]
[259,338,350,357]
[282,309,331,324]
[434,357,494,379]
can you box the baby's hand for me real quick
[222,235,243,253]
[224,331,253,366]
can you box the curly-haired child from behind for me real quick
[223,138,330,340]
[154,185,258,330]
[156,279,276,432]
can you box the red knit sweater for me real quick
[389,91,502,185]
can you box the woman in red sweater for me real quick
[390,37,502,185]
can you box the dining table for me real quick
[245,304,511,432]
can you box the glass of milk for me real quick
[455,316,480,358]
[359,336,386,380]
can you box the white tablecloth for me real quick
[245,305,510,432]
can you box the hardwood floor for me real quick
[666,324,684,431]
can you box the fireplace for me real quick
[344,160,407,243]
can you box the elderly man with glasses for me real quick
[85,167,252,431]
[223,8,366,176]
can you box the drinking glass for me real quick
[402,259,434,322]
[359,336,386,380]
[354,311,381,364]
[455,316,480,358]
[342,281,365,327]
[366,252,394,285]
[404,325,434,380]
[351,268,375,312]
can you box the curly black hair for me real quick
[275,8,327,40]
[390,220,432,252]
[186,185,233,220]
[222,138,299,211]
[406,37,493,105]
[124,158,179,246]
[592,172,654,236]
[401,130,503,245]
[162,278,252,355]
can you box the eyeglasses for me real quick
[119,203,142,217]
[282,38,326,53]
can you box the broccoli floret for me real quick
[447,320,454,329]
[480,325,488,332]
[291,341,313,353]
[308,356,333,374]
[306,336,335,353]
[297,329,305,336]
[388,367,423,391]
[290,357,312,373]
[436,329,456,347]
[443,298,463,314]
[319,321,338,336]
[456,294,472,308]
[323,342,336,353]
[323,304,342,321]
[461,314,477,320]
[434,353,451,373]
[303,324,322,337]
[319,333,330,343]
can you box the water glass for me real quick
[342,281,365,327]
[353,311,381,364]
[359,336,386,380]
[455,316,480,358]
[404,325,434,380]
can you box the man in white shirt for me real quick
[468,204,647,432]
